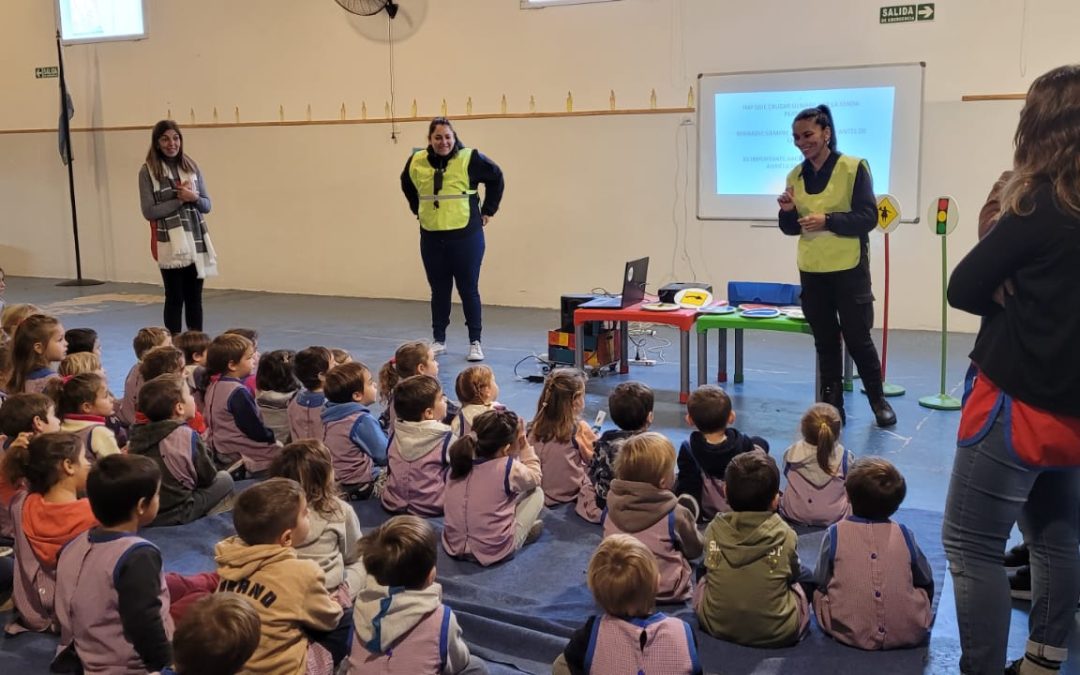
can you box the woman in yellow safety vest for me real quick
[401,117,504,363]
[777,105,896,427]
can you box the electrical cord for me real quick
[514,353,548,383]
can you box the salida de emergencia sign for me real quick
[880,4,935,24]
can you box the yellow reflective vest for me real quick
[408,148,477,232]
[787,154,866,273]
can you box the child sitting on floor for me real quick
[56,352,129,448]
[203,334,279,475]
[171,328,209,393]
[380,375,455,517]
[351,515,482,673]
[128,374,234,526]
[449,365,504,437]
[118,327,171,426]
[52,454,172,673]
[0,394,61,543]
[377,341,448,434]
[2,432,95,633]
[321,362,388,500]
[675,384,769,522]
[255,349,299,445]
[287,346,333,442]
[215,478,346,674]
[269,440,365,605]
[55,373,124,460]
[442,409,544,566]
[603,432,702,602]
[813,457,933,650]
[7,314,67,395]
[554,534,701,675]
[696,451,808,648]
[584,381,654,519]
[162,593,261,675]
[528,368,596,507]
[779,402,854,527]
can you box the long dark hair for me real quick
[145,120,198,182]
[793,105,837,152]
[449,409,519,479]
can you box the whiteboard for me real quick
[56,0,148,45]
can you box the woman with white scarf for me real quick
[138,120,218,335]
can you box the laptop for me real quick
[580,257,650,309]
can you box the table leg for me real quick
[734,329,745,384]
[574,322,584,371]
[697,330,707,387]
[717,330,728,383]
[619,321,629,375]
[680,329,690,403]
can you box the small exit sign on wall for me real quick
[880,3,935,24]
[35,66,59,79]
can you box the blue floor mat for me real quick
[0,501,944,674]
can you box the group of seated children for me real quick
[0,303,934,673]
[534,378,934,657]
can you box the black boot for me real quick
[870,397,897,427]
[821,381,846,426]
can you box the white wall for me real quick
[2,0,1075,331]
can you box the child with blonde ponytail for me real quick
[779,402,854,526]
[442,409,544,565]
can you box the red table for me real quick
[573,302,699,403]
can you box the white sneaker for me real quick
[431,341,446,356]
[467,341,484,361]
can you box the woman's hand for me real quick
[482,215,491,227]
[798,213,828,232]
[992,279,1017,307]
[777,186,796,212]
[177,181,199,203]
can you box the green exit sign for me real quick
[35,66,59,79]
[880,3,934,24]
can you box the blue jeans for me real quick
[419,229,485,343]
[942,414,1080,673]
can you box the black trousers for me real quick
[800,261,884,399]
[160,264,204,334]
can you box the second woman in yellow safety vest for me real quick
[400,117,505,363]
[777,104,896,428]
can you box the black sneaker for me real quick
[870,397,897,427]
[1004,543,1030,568]
[1009,565,1032,601]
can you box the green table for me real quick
[694,312,853,398]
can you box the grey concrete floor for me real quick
[6,275,1080,673]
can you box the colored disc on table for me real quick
[699,305,736,314]
[876,194,903,234]
[740,308,782,319]
[640,302,680,312]
[926,196,959,236]
[738,304,774,311]
[674,288,714,309]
